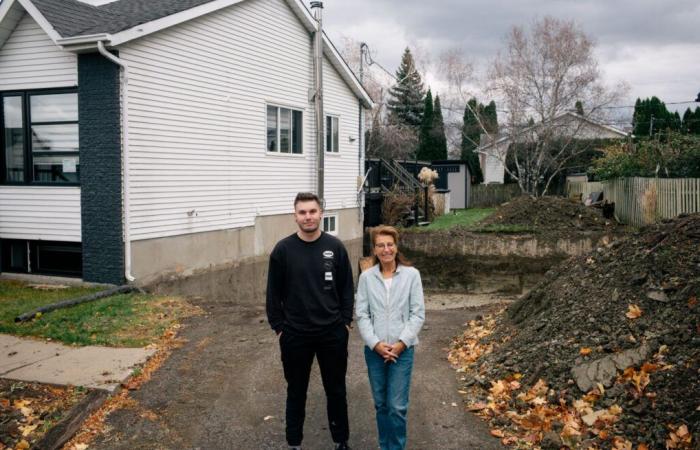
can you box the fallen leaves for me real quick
[0,380,87,449]
[580,347,593,356]
[666,424,693,449]
[626,304,643,319]
[448,316,497,369]
[63,323,185,450]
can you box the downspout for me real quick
[97,41,134,282]
[311,1,324,201]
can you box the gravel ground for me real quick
[88,299,505,450]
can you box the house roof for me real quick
[30,0,218,36]
[477,111,628,151]
[0,0,374,107]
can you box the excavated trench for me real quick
[401,230,621,299]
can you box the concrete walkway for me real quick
[0,334,155,392]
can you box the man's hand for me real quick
[373,341,399,363]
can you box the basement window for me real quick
[266,105,303,154]
[0,239,82,277]
[323,214,338,236]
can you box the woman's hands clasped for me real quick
[373,340,407,363]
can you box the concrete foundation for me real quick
[136,208,363,304]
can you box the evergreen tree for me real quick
[633,96,675,137]
[575,100,584,116]
[460,99,483,183]
[693,107,700,135]
[417,90,434,160]
[482,101,498,134]
[387,48,425,129]
[430,95,448,160]
[682,108,693,134]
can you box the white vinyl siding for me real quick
[323,58,361,211]
[121,0,362,241]
[0,13,77,91]
[0,186,81,241]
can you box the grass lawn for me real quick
[0,279,198,347]
[421,208,496,230]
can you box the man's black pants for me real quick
[279,324,349,446]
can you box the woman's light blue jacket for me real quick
[355,264,425,350]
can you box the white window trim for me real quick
[266,103,304,155]
[323,214,338,236]
[325,114,340,154]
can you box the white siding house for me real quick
[0,0,372,284]
[478,112,628,184]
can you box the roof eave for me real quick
[56,33,112,52]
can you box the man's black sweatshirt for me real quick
[266,232,354,336]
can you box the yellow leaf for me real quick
[626,304,643,319]
[16,440,30,450]
[490,428,505,438]
[580,347,593,356]
[20,424,38,437]
[608,404,623,415]
[637,444,649,450]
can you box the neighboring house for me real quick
[477,112,628,184]
[0,0,373,285]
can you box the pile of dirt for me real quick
[479,195,618,233]
[450,213,700,449]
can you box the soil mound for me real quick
[480,195,617,232]
[451,213,700,449]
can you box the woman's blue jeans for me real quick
[364,345,414,450]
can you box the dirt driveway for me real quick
[91,298,504,450]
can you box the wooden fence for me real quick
[567,177,700,227]
[468,183,522,208]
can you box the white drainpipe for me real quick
[97,41,135,282]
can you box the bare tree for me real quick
[488,16,627,196]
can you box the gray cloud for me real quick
[322,0,700,108]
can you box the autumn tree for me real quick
[489,16,625,196]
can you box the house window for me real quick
[325,115,339,152]
[0,239,82,277]
[323,214,337,235]
[267,105,302,154]
[1,90,79,184]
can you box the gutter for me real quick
[96,41,135,283]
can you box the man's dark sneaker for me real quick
[334,443,351,450]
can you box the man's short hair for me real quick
[294,192,322,209]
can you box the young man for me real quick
[266,192,354,450]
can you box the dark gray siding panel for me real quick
[78,52,124,285]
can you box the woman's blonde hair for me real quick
[370,225,412,267]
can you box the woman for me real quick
[355,225,425,450]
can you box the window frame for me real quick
[322,214,338,236]
[266,103,304,155]
[0,87,80,186]
[325,114,340,153]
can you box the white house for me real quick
[0,0,373,286]
[478,112,628,184]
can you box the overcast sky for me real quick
[321,0,700,117]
